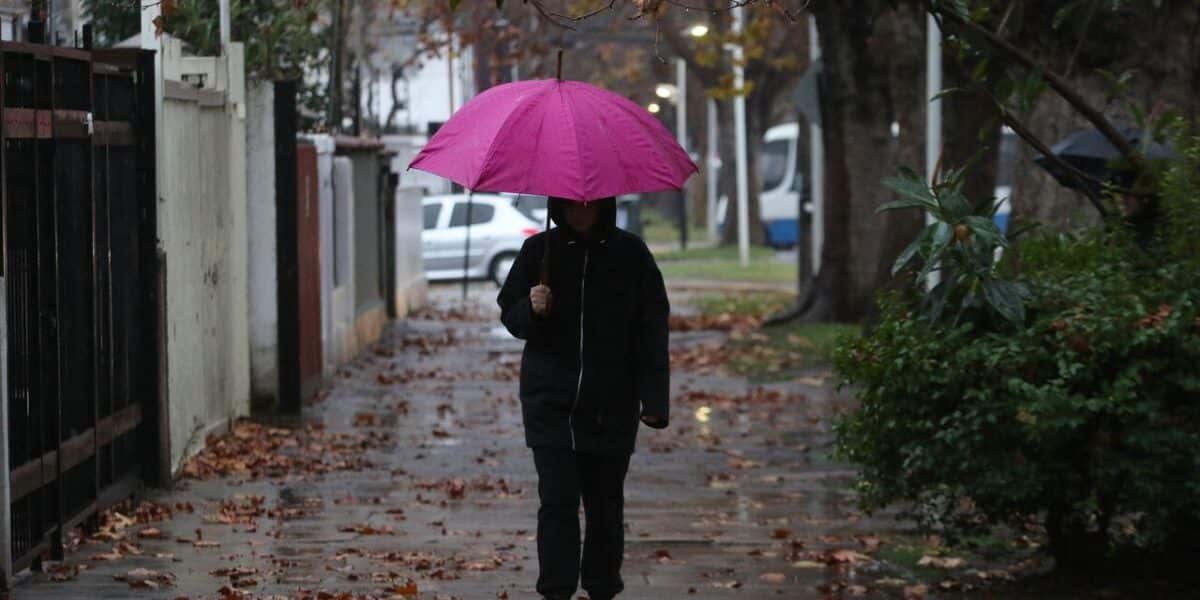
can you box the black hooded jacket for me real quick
[497,198,670,456]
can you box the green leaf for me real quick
[881,171,938,212]
[930,87,965,102]
[982,280,1026,324]
[938,189,971,220]
[964,215,1007,247]
[877,198,937,214]
[931,222,953,248]
[892,231,928,276]
[926,278,952,323]
[450,0,462,10]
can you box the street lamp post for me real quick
[706,98,719,243]
[675,57,689,250]
[926,13,942,289]
[731,7,751,268]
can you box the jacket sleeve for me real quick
[633,246,671,428]
[497,237,548,341]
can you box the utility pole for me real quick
[219,0,231,53]
[807,16,824,275]
[732,7,751,267]
[329,0,344,131]
[675,57,688,250]
[706,99,719,243]
[926,13,942,289]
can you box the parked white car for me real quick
[422,194,542,286]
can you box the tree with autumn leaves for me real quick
[82,0,1199,326]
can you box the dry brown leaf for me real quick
[760,572,787,584]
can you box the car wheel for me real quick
[490,252,518,287]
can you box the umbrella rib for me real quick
[579,84,636,197]
[559,83,589,200]
[474,85,546,191]
[589,84,690,189]
[520,97,551,197]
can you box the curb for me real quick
[665,278,797,294]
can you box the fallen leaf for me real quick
[386,579,419,597]
[760,572,787,584]
[792,560,823,569]
[917,555,966,569]
[904,584,929,599]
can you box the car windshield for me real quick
[423,203,440,230]
[761,139,790,192]
[448,202,495,227]
[510,195,547,222]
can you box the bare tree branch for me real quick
[993,105,1111,219]
[930,2,1143,170]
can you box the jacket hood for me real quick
[548,197,617,239]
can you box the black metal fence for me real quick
[1,42,159,583]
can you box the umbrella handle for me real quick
[556,49,563,82]
[539,204,551,286]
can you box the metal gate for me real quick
[0,42,159,582]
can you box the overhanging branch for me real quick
[930,2,1143,170]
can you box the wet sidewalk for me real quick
[10,287,910,600]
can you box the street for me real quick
[11,284,909,599]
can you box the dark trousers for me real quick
[532,448,631,600]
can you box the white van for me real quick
[759,122,803,247]
[716,123,803,247]
[718,123,1015,246]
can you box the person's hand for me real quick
[641,415,664,427]
[530,284,552,316]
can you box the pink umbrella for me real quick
[408,79,697,200]
[409,67,697,292]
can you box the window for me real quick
[423,203,441,230]
[511,195,548,222]
[761,139,791,192]
[448,202,495,227]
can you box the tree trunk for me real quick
[385,66,402,132]
[996,2,1200,234]
[795,3,925,323]
[716,99,737,242]
[328,0,346,132]
[943,60,1000,211]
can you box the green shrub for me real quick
[833,137,1200,570]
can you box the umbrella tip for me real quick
[556,49,563,82]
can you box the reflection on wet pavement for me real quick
[15,284,922,599]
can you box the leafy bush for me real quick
[834,137,1200,570]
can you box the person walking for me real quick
[497,196,670,600]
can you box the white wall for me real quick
[370,34,474,135]
[394,186,427,316]
[245,81,277,403]
[330,157,357,366]
[157,37,250,473]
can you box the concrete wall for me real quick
[347,152,383,314]
[245,81,277,404]
[304,135,337,376]
[157,36,250,474]
[331,157,357,365]
[384,134,451,196]
[394,186,428,316]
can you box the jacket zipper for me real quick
[569,249,589,451]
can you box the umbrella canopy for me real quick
[408,79,698,201]
[1033,127,1176,194]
